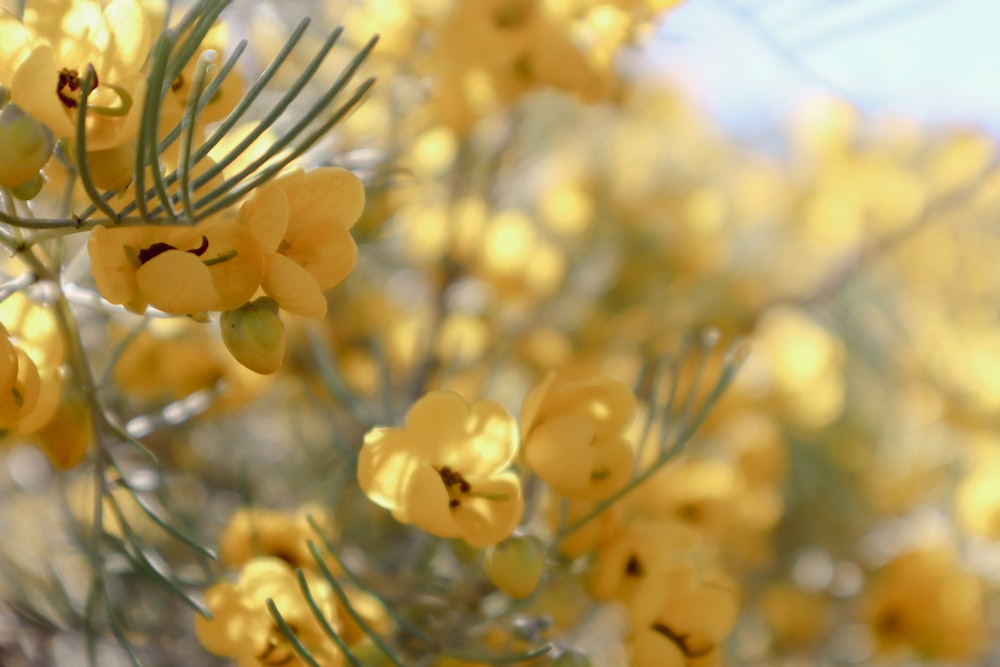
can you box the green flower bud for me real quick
[220,297,286,375]
[0,104,54,187]
[484,534,545,599]
[9,172,44,201]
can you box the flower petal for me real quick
[238,182,289,253]
[404,464,462,539]
[278,166,366,231]
[136,250,220,314]
[87,225,141,306]
[358,427,419,515]
[262,253,327,318]
[524,414,596,496]
[453,473,524,548]
[281,216,358,290]
[201,220,264,311]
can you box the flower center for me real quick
[436,465,472,509]
[650,623,714,659]
[57,67,96,109]
[137,236,210,265]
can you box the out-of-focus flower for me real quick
[521,372,635,500]
[427,0,610,134]
[219,505,336,572]
[238,167,364,318]
[0,324,42,429]
[87,219,264,315]
[195,557,344,667]
[1,0,152,151]
[627,563,739,667]
[862,548,987,662]
[358,390,523,548]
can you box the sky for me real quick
[648,0,1000,134]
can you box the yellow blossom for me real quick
[87,219,264,315]
[219,505,336,572]
[196,557,344,667]
[237,167,364,318]
[520,372,635,500]
[358,391,524,548]
[1,0,151,151]
[0,325,41,428]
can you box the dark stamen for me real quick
[650,623,714,659]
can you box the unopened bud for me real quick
[484,534,545,600]
[0,104,54,187]
[220,297,286,375]
[10,172,44,200]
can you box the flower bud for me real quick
[220,297,286,375]
[10,172,44,200]
[0,104,54,187]
[484,534,545,599]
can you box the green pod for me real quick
[220,297,286,374]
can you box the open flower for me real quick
[1,0,151,151]
[88,219,264,315]
[520,373,636,501]
[237,167,363,318]
[0,324,42,429]
[195,557,344,667]
[358,391,524,548]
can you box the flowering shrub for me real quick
[0,1,996,666]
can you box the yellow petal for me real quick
[524,414,596,496]
[11,45,74,142]
[405,392,518,472]
[136,250,220,314]
[404,465,462,539]
[262,253,326,318]
[452,473,524,548]
[519,371,555,435]
[87,225,140,306]
[281,217,358,290]
[542,376,637,439]
[358,427,420,515]
[0,10,34,81]
[238,182,289,253]
[277,167,366,231]
[93,0,151,78]
[201,220,264,311]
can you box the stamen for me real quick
[137,236,211,264]
[650,623,714,659]
[57,68,82,109]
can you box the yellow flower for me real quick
[862,548,987,662]
[237,167,364,318]
[1,0,151,151]
[196,557,344,667]
[427,0,609,134]
[219,505,336,572]
[87,219,264,314]
[627,563,740,667]
[358,391,524,548]
[0,325,42,429]
[520,372,635,500]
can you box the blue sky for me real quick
[649,0,1000,133]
